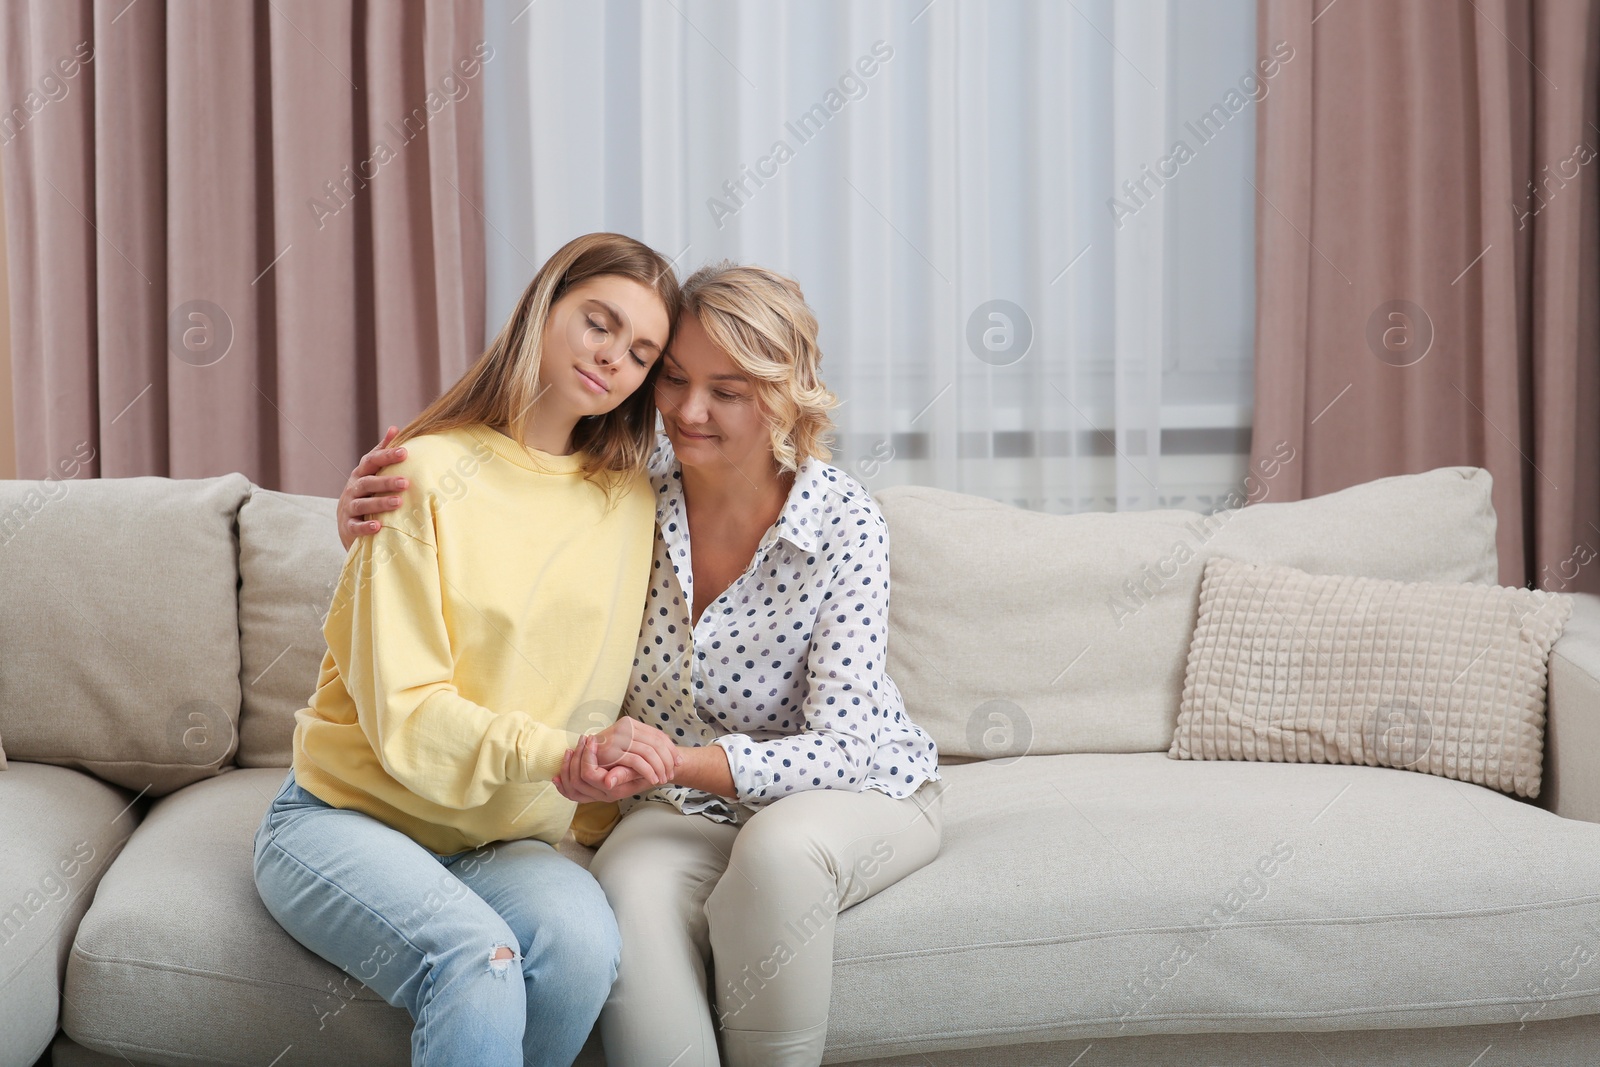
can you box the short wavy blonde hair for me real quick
[679,261,839,472]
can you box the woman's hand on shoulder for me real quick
[553,735,656,803]
[338,426,410,550]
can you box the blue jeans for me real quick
[252,767,619,1067]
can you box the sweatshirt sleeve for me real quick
[569,801,622,847]
[327,519,579,810]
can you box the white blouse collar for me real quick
[649,432,861,555]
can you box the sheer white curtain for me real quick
[482,0,1256,512]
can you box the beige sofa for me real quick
[3,465,1599,1067]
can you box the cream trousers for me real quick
[588,779,945,1067]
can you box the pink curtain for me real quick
[0,0,485,495]
[1251,0,1600,594]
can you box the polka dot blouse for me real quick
[618,435,941,825]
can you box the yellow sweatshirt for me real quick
[291,424,650,855]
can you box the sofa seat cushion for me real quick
[59,759,1600,1065]
[61,767,608,1066]
[46,1012,1600,1067]
[823,752,1600,1062]
[63,768,411,1063]
[0,763,142,1065]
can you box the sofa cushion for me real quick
[63,768,411,1062]
[236,489,345,767]
[60,767,607,1065]
[877,465,1499,758]
[1172,557,1572,796]
[0,762,142,1065]
[47,1007,1600,1067]
[60,761,1600,1065]
[822,752,1600,1061]
[0,474,251,794]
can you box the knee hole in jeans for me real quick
[488,942,519,976]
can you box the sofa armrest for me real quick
[1542,592,1600,823]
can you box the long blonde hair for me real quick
[679,262,838,473]
[395,232,681,493]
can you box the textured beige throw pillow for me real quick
[1170,557,1573,796]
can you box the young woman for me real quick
[341,261,944,1067]
[254,232,686,1067]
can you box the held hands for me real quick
[553,718,681,804]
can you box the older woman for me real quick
[338,261,943,1067]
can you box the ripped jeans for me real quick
[252,767,618,1067]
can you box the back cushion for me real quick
[235,490,345,767]
[878,466,1499,760]
[0,474,251,794]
